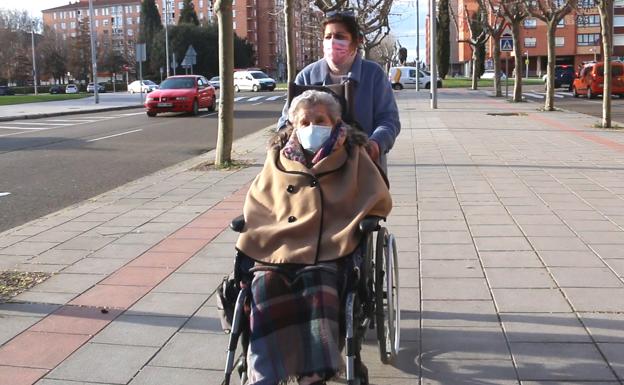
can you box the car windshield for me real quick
[251,72,269,79]
[159,78,196,89]
[595,65,624,77]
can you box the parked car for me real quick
[388,66,442,90]
[481,69,507,80]
[144,75,216,117]
[49,85,65,94]
[233,70,276,92]
[86,82,106,93]
[541,65,575,90]
[208,76,220,89]
[0,86,15,95]
[128,80,159,93]
[65,84,79,94]
[572,61,624,99]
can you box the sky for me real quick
[10,0,428,63]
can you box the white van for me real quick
[233,70,276,92]
[388,66,442,90]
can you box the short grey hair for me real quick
[288,90,342,125]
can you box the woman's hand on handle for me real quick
[367,139,380,163]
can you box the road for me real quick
[0,91,286,233]
[487,83,624,123]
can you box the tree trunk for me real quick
[545,22,556,111]
[214,0,234,167]
[511,21,523,102]
[284,0,297,82]
[471,48,479,90]
[599,3,613,128]
[493,36,502,97]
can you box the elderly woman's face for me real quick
[293,104,335,129]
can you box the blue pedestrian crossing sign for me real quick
[500,37,513,52]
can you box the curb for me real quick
[0,104,144,122]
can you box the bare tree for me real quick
[214,0,234,166]
[368,34,399,69]
[450,3,490,90]
[285,0,297,81]
[314,0,393,58]
[525,0,575,110]
[499,0,529,101]
[578,0,614,127]
[483,0,507,96]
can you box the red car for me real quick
[572,61,624,99]
[145,75,216,117]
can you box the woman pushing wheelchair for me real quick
[230,89,392,385]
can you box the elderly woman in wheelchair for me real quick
[222,90,399,385]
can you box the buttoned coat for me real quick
[236,142,392,265]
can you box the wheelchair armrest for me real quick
[230,215,246,233]
[359,216,381,234]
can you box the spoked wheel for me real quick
[375,228,400,364]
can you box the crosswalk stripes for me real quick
[247,96,264,101]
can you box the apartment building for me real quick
[425,0,624,77]
[42,0,322,79]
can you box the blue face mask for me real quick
[296,124,332,152]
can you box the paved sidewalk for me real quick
[0,93,144,122]
[1,88,624,384]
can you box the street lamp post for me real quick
[164,0,170,78]
[30,21,38,96]
[88,0,99,104]
[416,0,420,91]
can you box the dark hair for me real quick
[322,11,360,43]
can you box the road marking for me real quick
[10,122,74,126]
[524,92,545,99]
[553,93,564,99]
[45,119,95,123]
[266,95,286,101]
[0,125,52,130]
[559,92,573,96]
[79,116,117,120]
[234,97,248,102]
[247,96,264,101]
[118,112,145,116]
[0,192,10,198]
[252,102,263,105]
[200,112,218,118]
[87,129,143,142]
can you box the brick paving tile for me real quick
[69,284,151,309]
[0,366,48,385]
[29,305,122,335]
[125,251,191,269]
[101,266,172,287]
[149,238,208,254]
[0,331,90,369]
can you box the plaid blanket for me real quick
[246,262,344,385]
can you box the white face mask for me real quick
[296,124,332,152]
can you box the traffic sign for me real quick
[135,43,146,62]
[182,45,197,67]
[501,23,512,37]
[500,37,513,52]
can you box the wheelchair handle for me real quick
[358,216,382,234]
[230,215,245,233]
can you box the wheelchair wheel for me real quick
[375,228,400,364]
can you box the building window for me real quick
[524,37,537,47]
[555,36,565,46]
[70,21,76,29]
[61,22,66,29]
[615,15,624,26]
[103,19,109,26]
[524,18,537,28]
[178,2,184,9]
[53,12,57,19]
[127,29,133,36]
[95,20,99,27]
[71,32,76,37]
[577,0,596,7]
[577,33,600,45]
[199,0,204,7]
[557,18,565,27]
[615,34,624,45]
[127,17,132,24]
[200,12,204,19]
[577,14,600,26]
[136,5,140,12]
[616,0,624,6]
[233,10,236,17]
[233,21,236,29]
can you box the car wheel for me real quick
[425,82,431,89]
[392,83,402,90]
[234,85,240,92]
[147,111,157,117]
[192,100,199,116]
[208,96,216,112]
[252,84,259,92]
[572,87,579,98]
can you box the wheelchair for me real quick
[220,82,400,385]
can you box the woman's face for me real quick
[293,104,335,129]
[323,22,356,52]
